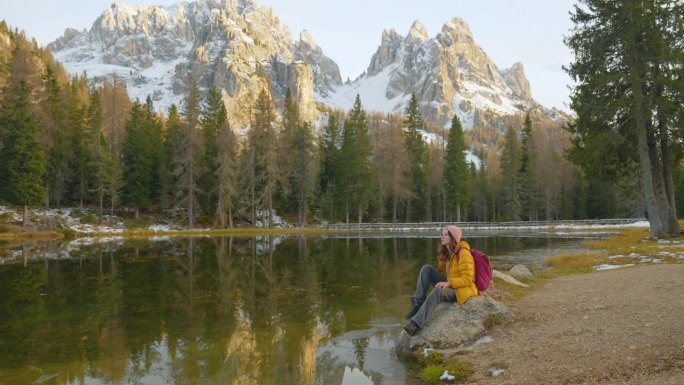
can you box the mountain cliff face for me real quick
[50,0,338,124]
[318,19,542,129]
[49,0,561,130]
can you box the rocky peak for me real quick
[441,17,473,38]
[406,20,429,42]
[298,29,317,50]
[367,28,403,76]
[295,29,342,96]
[501,62,532,100]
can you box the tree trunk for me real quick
[228,205,233,228]
[22,205,29,227]
[635,101,663,237]
[99,193,104,222]
[657,110,680,235]
[647,126,679,236]
[392,192,397,223]
[357,203,362,224]
[626,10,664,238]
[268,189,273,228]
[345,201,349,224]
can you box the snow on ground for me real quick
[0,206,21,222]
[594,263,636,271]
[554,220,650,229]
[0,206,294,235]
[593,241,684,270]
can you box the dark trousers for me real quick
[410,264,457,328]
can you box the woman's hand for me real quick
[435,281,451,289]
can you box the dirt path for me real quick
[467,264,684,384]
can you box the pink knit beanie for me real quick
[445,226,462,243]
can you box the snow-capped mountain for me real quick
[49,0,561,130]
[50,0,337,125]
[318,19,541,129]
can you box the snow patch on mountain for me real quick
[317,64,412,114]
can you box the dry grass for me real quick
[545,224,684,276]
[545,252,607,275]
[0,224,63,240]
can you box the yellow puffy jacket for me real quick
[437,240,479,304]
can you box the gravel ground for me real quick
[466,264,684,384]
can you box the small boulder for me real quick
[493,270,530,288]
[509,264,534,279]
[395,295,511,357]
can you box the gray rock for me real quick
[509,264,534,279]
[395,295,511,358]
[493,270,530,288]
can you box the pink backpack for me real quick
[456,246,493,292]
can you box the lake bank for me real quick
[465,263,684,384]
[412,226,684,384]
[1,204,648,241]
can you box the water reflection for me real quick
[0,234,584,384]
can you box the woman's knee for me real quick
[439,287,457,302]
[419,264,435,275]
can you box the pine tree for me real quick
[499,126,522,221]
[519,112,538,220]
[66,77,93,207]
[339,95,373,223]
[565,0,684,237]
[278,88,299,213]
[164,104,182,210]
[469,154,490,222]
[122,100,155,218]
[199,88,223,217]
[291,121,317,226]
[0,80,47,225]
[246,88,278,227]
[40,64,69,207]
[104,151,123,217]
[143,96,166,211]
[403,93,428,221]
[174,79,204,228]
[86,89,111,220]
[443,115,471,222]
[319,112,341,222]
[215,109,238,228]
[279,89,316,226]
[100,75,132,157]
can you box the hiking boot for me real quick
[405,298,423,319]
[403,320,421,336]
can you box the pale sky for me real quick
[1,0,576,110]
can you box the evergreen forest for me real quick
[0,5,682,232]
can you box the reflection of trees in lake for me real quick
[225,300,260,385]
[0,263,46,370]
[92,249,127,382]
[168,238,203,381]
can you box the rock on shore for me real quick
[395,295,511,357]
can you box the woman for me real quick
[403,225,478,336]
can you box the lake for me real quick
[0,232,593,385]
